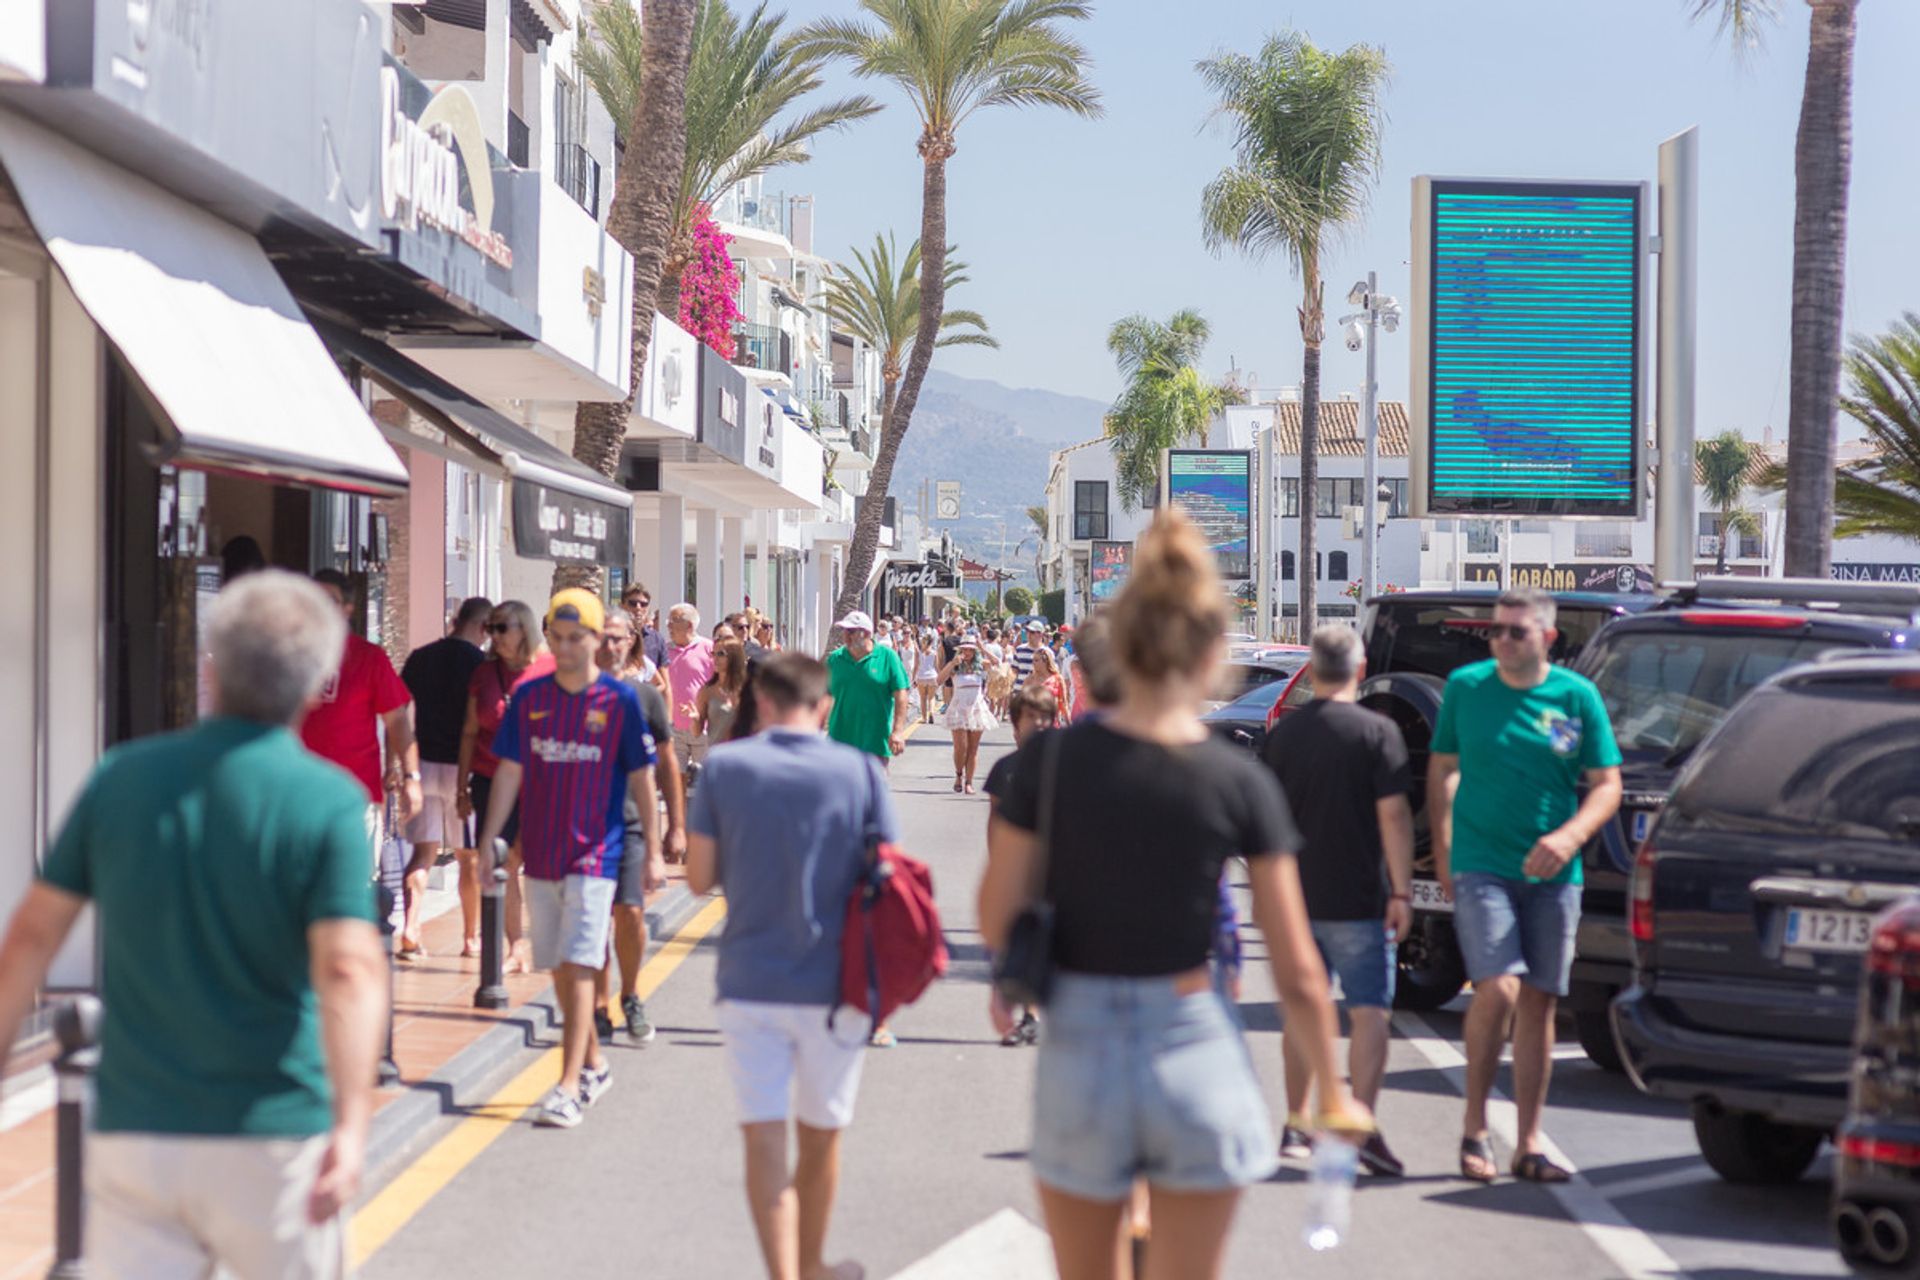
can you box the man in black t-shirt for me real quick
[1260,624,1414,1177]
[398,596,492,954]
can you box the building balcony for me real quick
[555,141,600,216]
[733,322,793,377]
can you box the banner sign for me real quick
[1463,562,1654,593]
[1163,449,1251,580]
[510,478,631,567]
[1411,178,1644,519]
[884,560,959,592]
[1831,563,1920,584]
[1089,540,1133,603]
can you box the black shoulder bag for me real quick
[991,728,1063,1007]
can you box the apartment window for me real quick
[1698,512,1765,560]
[553,74,600,213]
[1328,550,1349,581]
[1314,552,1324,580]
[1384,479,1409,517]
[1073,481,1109,540]
[1465,521,1501,555]
[1315,478,1365,518]
[1575,521,1634,559]
[1281,551,1295,581]
[1280,479,1299,518]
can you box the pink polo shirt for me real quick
[666,637,715,732]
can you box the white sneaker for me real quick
[534,1087,583,1129]
[579,1062,614,1108]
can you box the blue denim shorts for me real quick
[1451,872,1582,997]
[1310,919,1395,1009]
[1030,971,1277,1201]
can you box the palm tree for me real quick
[1695,429,1762,574]
[562,0,699,593]
[795,0,1102,633]
[1198,31,1389,638]
[1104,309,1237,510]
[1688,0,1860,576]
[1026,502,1048,584]
[578,0,881,314]
[1828,315,1920,542]
[822,233,997,438]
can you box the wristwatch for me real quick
[404,770,422,782]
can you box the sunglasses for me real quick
[625,598,650,610]
[1486,624,1538,641]
[487,621,518,634]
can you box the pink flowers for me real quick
[680,206,742,359]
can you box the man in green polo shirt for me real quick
[1430,587,1622,1186]
[0,571,389,1277]
[826,610,911,764]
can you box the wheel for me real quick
[1690,1102,1824,1184]
[1573,1007,1626,1074]
[1394,918,1467,1012]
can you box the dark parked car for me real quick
[1568,579,1919,1071]
[1613,653,1920,1190]
[1208,654,1308,713]
[1203,680,1290,754]
[1835,893,1920,1276]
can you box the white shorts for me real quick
[88,1132,343,1279]
[716,999,869,1130]
[525,874,616,971]
[404,761,464,845]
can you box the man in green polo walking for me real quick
[825,610,910,766]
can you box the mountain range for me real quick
[887,370,1111,584]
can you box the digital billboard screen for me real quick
[1411,178,1644,518]
[1164,449,1251,580]
[1089,540,1133,604]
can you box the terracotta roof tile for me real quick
[1269,401,1410,457]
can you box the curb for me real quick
[363,882,708,1182]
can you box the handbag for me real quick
[992,728,1063,1007]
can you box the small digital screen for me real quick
[1165,450,1251,580]
[1089,540,1133,603]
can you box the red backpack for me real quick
[838,837,947,1027]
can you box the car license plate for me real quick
[1630,810,1652,843]
[1783,907,1874,954]
[1409,879,1453,914]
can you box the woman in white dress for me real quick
[914,628,942,724]
[939,638,996,794]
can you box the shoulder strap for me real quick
[1027,727,1064,902]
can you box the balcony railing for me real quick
[850,425,873,457]
[556,142,600,214]
[507,111,530,168]
[732,322,792,375]
[835,392,850,430]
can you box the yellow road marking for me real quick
[348,896,728,1267]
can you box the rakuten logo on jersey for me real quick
[530,737,604,764]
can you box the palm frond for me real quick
[1686,0,1780,59]
[1830,313,1920,543]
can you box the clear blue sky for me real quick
[766,0,1920,443]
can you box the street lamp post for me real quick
[1341,273,1402,611]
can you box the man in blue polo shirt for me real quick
[478,588,662,1130]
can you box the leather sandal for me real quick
[1460,1135,1498,1183]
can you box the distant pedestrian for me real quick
[824,611,910,768]
[982,686,1057,1047]
[665,604,716,771]
[1430,587,1622,1184]
[685,653,893,1280]
[457,600,541,973]
[753,616,781,655]
[913,628,942,724]
[0,571,388,1277]
[938,639,996,794]
[398,596,492,957]
[621,582,668,675]
[698,640,750,749]
[1262,624,1416,1178]
[476,589,661,1129]
[1023,645,1066,713]
[979,510,1365,1280]
[1012,621,1041,685]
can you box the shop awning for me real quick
[0,110,411,496]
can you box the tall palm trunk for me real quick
[1296,260,1323,640]
[559,0,698,594]
[1782,0,1858,577]
[834,134,952,634]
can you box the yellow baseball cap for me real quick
[545,588,606,633]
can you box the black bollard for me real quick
[374,885,401,1087]
[474,838,509,1010]
[47,995,100,1280]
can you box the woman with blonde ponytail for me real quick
[979,509,1366,1280]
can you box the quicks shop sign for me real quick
[379,66,513,270]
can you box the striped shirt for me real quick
[1012,643,1036,683]
[492,672,656,881]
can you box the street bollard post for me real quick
[474,837,509,1010]
[47,995,101,1280]
[374,885,401,1086]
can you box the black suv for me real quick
[1570,578,1920,1071]
[1614,652,1920,1185]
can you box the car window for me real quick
[1216,681,1289,715]
[1368,601,1617,678]
[1673,681,1920,843]
[1585,632,1851,756]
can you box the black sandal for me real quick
[1459,1135,1498,1183]
[1511,1152,1573,1184]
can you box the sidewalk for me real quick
[0,867,702,1278]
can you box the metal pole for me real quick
[1500,519,1514,590]
[475,838,509,1009]
[46,997,100,1280]
[1655,127,1699,584]
[1256,421,1273,641]
[375,886,400,1086]
[1361,270,1380,609]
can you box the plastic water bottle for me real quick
[1302,1137,1358,1251]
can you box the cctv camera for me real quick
[1344,324,1364,353]
[1381,313,1400,335]
[1347,281,1370,307]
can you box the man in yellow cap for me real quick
[477,588,664,1128]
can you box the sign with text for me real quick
[1089,540,1133,604]
[1463,562,1653,593]
[1831,563,1920,584]
[510,478,630,567]
[1411,177,1645,519]
[1163,450,1251,580]
[884,560,960,592]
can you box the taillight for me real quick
[1629,839,1658,943]
[1867,903,1920,987]
[1679,612,1804,629]
[1839,1134,1920,1167]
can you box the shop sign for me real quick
[1463,562,1654,593]
[379,66,512,270]
[510,478,631,567]
[755,396,780,475]
[696,345,747,465]
[582,266,606,318]
[886,561,959,591]
[1831,563,1920,584]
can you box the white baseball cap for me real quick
[1025,619,1047,631]
[836,610,874,633]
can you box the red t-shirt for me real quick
[467,654,553,778]
[300,634,412,803]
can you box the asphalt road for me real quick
[355,723,1848,1279]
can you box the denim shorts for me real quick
[1451,872,1582,997]
[1030,971,1277,1201]
[1310,919,1395,1009]
[525,874,615,972]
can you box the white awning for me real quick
[0,109,410,495]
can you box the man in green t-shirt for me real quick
[1429,587,1622,1186]
[0,571,388,1276]
[826,610,911,764]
